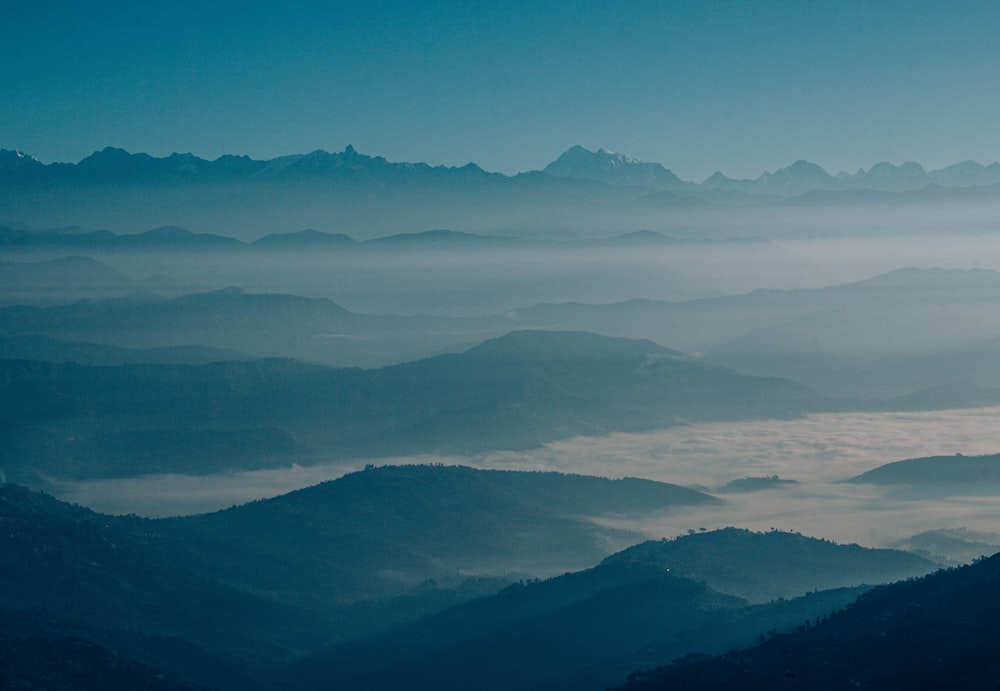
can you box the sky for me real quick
[4,0,1000,180]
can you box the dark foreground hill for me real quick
[286,529,933,691]
[0,330,831,482]
[0,466,713,685]
[0,478,944,691]
[613,551,1000,690]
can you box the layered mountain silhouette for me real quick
[2,477,936,691]
[286,528,932,691]
[5,260,1000,397]
[507,267,1000,399]
[0,468,717,688]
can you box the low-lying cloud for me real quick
[53,406,1000,550]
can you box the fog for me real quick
[53,406,1000,550]
[25,230,1000,318]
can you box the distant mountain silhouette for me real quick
[4,146,1000,237]
[613,549,1000,690]
[543,145,691,190]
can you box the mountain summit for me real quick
[543,145,690,189]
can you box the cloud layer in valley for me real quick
[55,406,1000,549]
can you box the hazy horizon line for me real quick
[5,144,999,184]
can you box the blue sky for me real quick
[3,0,1000,179]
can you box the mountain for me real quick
[848,452,1000,493]
[753,159,838,195]
[543,145,691,190]
[850,160,929,191]
[928,159,1000,187]
[612,549,1000,691]
[0,330,832,482]
[287,529,932,691]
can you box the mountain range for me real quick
[6,145,1000,193]
[4,145,1000,238]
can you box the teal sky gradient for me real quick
[3,0,1000,179]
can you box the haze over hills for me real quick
[0,330,832,484]
[5,248,1000,400]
